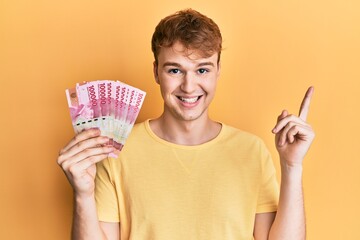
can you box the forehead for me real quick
[157,41,218,65]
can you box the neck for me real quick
[149,113,222,146]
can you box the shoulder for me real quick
[218,123,271,157]
[121,119,153,150]
[127,120,148,138]
[132,120,147,131]
[220,124,264,145]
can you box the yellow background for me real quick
[1,0,359,239]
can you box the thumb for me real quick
[272,110,288,133]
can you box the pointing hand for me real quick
[272,87,315,167]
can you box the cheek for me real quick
[202,79,217,93]
[159,80,177,98]
[160,77,180,92]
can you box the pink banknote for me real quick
[65,80,146,157]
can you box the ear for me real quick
[153,61,160,84]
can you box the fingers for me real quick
[57,127,114,171]
[277,121,296,146]
[277,110,288,123]
[298,86,314,121]
[65,153,111,181]
[57,128,115,196]
[273,111,315,147]
[277,121,313,146]
[272,113,307,134]
[59,135,110,163]
[59,128,102,156]
[59,145,114,170]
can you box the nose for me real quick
[180,73,197,93]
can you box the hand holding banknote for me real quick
[57,128,115,197]
[58,80,145,196]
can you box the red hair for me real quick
[151,9,222,64]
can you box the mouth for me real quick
[176,95,203,104]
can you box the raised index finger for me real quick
[299,86,314,121]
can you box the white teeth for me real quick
[179,96,199,103]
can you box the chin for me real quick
[175,110,207,122]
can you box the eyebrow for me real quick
[162,62,215,68]
[163,62,181,68]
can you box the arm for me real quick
[57,128,119,240]
[254,166,304,240]
[254,87,315,240]
[268,161,305,239]
[73,195,120,240]
[72,194,107,240]
[254,212,276,239]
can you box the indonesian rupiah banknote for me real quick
[65,80,146,157]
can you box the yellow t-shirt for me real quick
[95,120,279,240]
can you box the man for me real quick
[58,9,314,240]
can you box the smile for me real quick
[177,96,202,103]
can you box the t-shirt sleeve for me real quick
[256,140,279,213]
[95,157,120,222]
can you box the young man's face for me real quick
[153,41,221,122]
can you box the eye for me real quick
[168,69,181,74]
[198,68,209,74]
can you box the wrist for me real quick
[73,192,97,218]
[280,161,303,180]
[74,191,95,203]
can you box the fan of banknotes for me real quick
[65,80,146,157]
